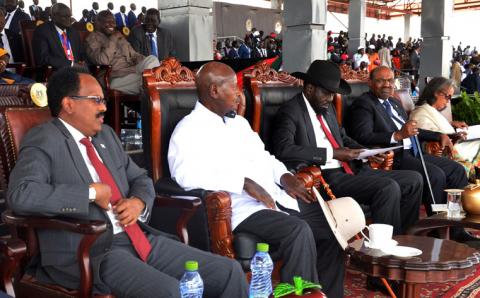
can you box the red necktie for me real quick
[61,32,74,61]
[80,138,151,262]
[317,115,354,175]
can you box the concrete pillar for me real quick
[347,0,366,56]
[419,0,454,89]
[283,0,327,73]
[403,14,411,42]
[158,0,213,61]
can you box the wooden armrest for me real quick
[0,238,26,297]
[2,210,106,297]
[2,210,106,235]
[368,150,394,171]
[6,62,26,75]
[204,191,235,259]
[155,195,202,245]
[424,141,443,157]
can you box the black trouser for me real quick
[321,167,423,234]
[394,151,468,215]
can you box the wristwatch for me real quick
[88,186,96,202]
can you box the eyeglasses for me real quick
[373,78,395,85]
[439,92,452,101]
[69,95,106,105]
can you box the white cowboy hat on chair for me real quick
[313,187,366,249]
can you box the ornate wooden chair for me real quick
[0,105,198,297]
[20,20,53,81]
[143,58,318,270]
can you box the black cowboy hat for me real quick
[291,60,352,95]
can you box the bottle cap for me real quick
[185,260,198,271]
[256,243,269,252]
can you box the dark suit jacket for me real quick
[4,28,24,62]
[127,11,137,28]
[345,91,441,148]
[7,119,157,289]
[115,12,128,28]
[32,22,84,69]
[28,4,42,20]
[272,93,363,170]
[128,25,175,59]
[5,9,30,62]
[88,9,97,23]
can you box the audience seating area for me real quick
[0,56,478,297]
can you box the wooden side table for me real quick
[347,235,480,298]
[407,213,480,239]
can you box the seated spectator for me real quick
[0,48,34,84]
[85,10,159,95]
[346,66,468,216]
[168,62,342,296]
[127,4,137,28]
[273,60,421,237]
[33,3,85,70]
[3,0,30,62]
[367,45,379,72]
[238,37,252,59]
[353,47,369,70]
[227,40,240,59]
[7,66,248,297]
[128,8,175,60]
[410,77,480,178]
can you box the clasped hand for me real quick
[90,183,145,226]
[395,120,418,141]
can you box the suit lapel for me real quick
[295,94,317,147]
[49,23,68,59]
[53,119,92,185]
[369,92,399,131]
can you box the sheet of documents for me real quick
[356,146,403,159]
[457,125,480,140]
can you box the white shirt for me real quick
[0,29,13,63]
[377,98,412,149]
[120,13,127,26]
[353,53,369,69]
[302,93,342,169]
[59,118,147,234]
[168,101,298,229]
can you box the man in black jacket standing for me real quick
[4,0,30,62]
[32,3,84,69]
[128,8,174,60]
[346,66,468,215]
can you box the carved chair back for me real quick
[243,61,302,152]
[20,20,38,68]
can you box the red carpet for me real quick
[345,265,480,297]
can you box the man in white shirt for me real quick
[8,67,248,297]
[353,47,369,70]
[169,62,344,296]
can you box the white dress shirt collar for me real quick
[5,8,18,30]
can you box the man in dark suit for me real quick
[137,6,146,24]
[32,3,84,69]
[127,3,137,28]
[346,66,468,215]
[272,60,422,235]
[4,0,30,62]
[128,8,175,60]
[88,2,98,23]
[115,5,128,29]
[7,66,248,297]
[28,0,42,21]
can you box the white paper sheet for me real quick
[457,124,480,140]
[356,146,403,159]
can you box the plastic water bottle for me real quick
[179,260,203,298]
[134,113,143,149]
[249,243,273,298]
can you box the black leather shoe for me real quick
[366,276,400,296]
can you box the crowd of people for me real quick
[1,1,480,298]
[452,43,480,93]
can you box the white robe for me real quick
[168,101,299,229]
[410,103,480,162]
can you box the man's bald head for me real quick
[196,62,240,118]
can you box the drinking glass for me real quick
[445,189,464,218]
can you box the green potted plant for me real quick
[452,91,480,125]
[273,276,324,298]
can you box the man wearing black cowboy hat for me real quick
[272,60,422,239]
